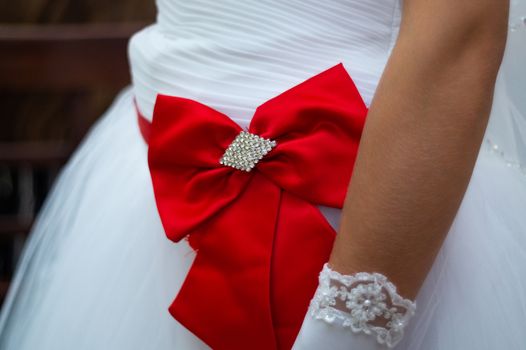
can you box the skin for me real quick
[329,0,510,300]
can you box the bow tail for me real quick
[169,173,280,350]
[270,192,336,349]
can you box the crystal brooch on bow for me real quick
[219,131,277,172]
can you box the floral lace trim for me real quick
[309,264,416,348]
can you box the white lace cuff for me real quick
[308,264,416,348]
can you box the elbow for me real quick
[461,3,509,69]
[392,1,510,123]
[400,1,509,75]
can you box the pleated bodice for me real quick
[129,0,402,126]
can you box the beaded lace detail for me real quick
[309,264,416,348]
[508,13,526,31]
[484,138,526,177]
[498,5,526,176]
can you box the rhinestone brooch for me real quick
[219,131,277,172]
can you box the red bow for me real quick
[143,63,367,350]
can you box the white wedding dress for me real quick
[1,0,526,349]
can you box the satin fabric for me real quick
[141,63,368,350]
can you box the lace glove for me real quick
[293,264,416,349]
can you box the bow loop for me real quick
[150,94,243,168]
[148,94,253,243]
[252,63,368,207]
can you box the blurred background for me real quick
[0,0,156,307]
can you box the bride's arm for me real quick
[330,0,509,300]
[295,0,509,348]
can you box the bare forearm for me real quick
[329,0,509,299]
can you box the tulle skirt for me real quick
[0,87,525,350]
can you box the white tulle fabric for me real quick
[0,0,525,349]
[484,0,526,175]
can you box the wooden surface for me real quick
[0,0,156,24]
[0,20,151,305]
[0,23,145,90]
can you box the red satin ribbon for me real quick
[137,63,368,350]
